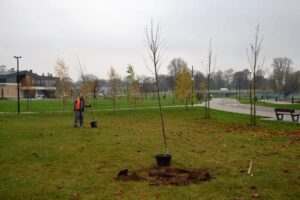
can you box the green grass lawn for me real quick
[0,96,191,113]
[0,107,299,200]
[238,98,300,110]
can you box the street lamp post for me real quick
[14,56,21,115]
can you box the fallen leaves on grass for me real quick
[154,192,160,199]
[115,188,124,195]
[56,182,64,189]
[252,192,260,198]
[278,129,300,144]
[234,197,245,200]
[69,192,80,200]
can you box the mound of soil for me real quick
[116,167,212,186]
[117,169,146,181]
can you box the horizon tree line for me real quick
[56,56,299,101]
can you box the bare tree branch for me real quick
[246,24,264,126]
[144,20,168,154]
[142,56,155,75]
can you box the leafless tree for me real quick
[140,76,154,99]
[223,68,234,89]
[108,67,120,111]
[246,24,264,126]
[204,40,215,119]
[168,58,188,78]
[145,20,168,154]
[270,57,293,94]
[168,58,188,103]
[76,57,101,107]
[80,74,100,106]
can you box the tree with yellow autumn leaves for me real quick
[126,65,142,108]
[108,67,120,111]
[175,67,193,110]
[55,57,72,113]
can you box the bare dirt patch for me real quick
[288,130,300,144]
[116,167,212,186]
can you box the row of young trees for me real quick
[52,21,299,164]
[54,56,300,109]
[54,23,299,129]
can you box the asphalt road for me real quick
[208,98,299,123]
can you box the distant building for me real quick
[220,88,229,91]
[0,67,57,99]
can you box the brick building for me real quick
[0,66,57,99]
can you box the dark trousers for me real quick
[74,110,84,127]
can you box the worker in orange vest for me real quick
[73,95,90,128]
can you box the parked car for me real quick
[36,95,45,99]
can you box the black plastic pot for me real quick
[90,121,97,128]
[155,154,172,167]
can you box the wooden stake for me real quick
[247,160,253,175]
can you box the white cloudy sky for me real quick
[0,0,299,80]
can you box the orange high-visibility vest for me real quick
[75,97,81,110]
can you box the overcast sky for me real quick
[0,0,299,80]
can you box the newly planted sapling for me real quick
[145,20,171,166]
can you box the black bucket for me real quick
[90,121,97,128]
[155,154,172,167]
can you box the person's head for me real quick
[80,95,84,100]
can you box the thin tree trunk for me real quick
[250,78,253,125]
[253,53,257,126]
[205,41,212,119]
[253,71,256,126]
[154,54,168,154]
[185,95,188,110]
[247,24,263,126]
[62,96,64,114]
[145,20,168,154]
[62,81,64,114]
[191,66,194,107]
[206,68,211,118]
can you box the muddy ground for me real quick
[117,167,213,186]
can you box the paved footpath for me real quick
[208,98,300,123]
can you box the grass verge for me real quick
[0,107,299,199]
[238,98,300,110]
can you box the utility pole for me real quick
[14,56,21,115]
